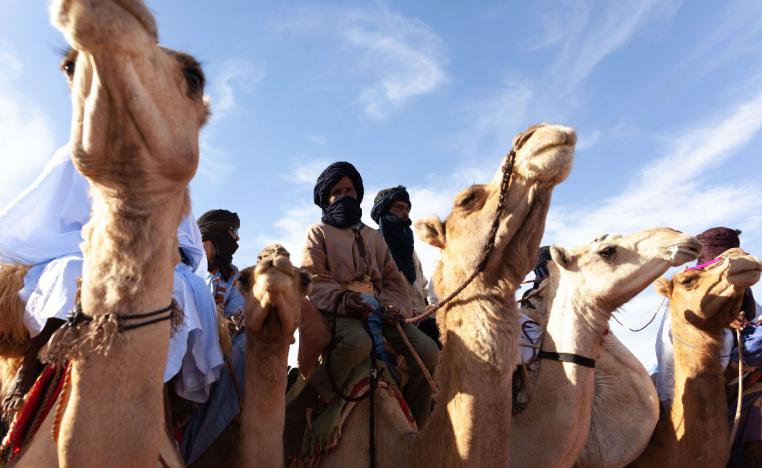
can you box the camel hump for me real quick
[0,264,30,357]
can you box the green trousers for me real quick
[310,315,439,428]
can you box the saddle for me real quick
[286,359,415,467]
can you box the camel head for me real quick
[238,245,311,343]
[415,124,575,298]
[51,0,209,212]
[656,248,762,332]
[548,228,701,311]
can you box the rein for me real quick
[404,133,528,324]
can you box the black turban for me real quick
[198,209,240,281]
[370,186,411,224]
[313,161,364,209]
[696,227,741,264]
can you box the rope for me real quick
[404,147,518,324]
[394,322,440,395]
[729,328,743,444]
[628,297,666,332]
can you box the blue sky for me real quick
[2,0,762,369]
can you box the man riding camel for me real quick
[284,162,438,453]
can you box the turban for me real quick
[696,226,756,321]
[370,186,411,224]
[197,209,240,281]
[313,162,364,209]
[696,227,740,264]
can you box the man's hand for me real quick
[345,293,373,321]
[380,302,403,325]
[729,311,749,331]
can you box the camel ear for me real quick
[653,276,672,298]
[238,266,255,292]
[549,245,572,270]
[414,217,445,249]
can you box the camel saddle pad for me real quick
[0,362,70,463]
[289,359,414,465]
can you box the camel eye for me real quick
[679,275,697,286]
[62,60,75,78]
[456,188,481,209]
[597,246,616,259]
[183,66,205,95]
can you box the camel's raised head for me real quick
[238,244,311,341]
[415,123,575,298]
[655,248,762,330]
[549,228,701,309]
[51,0,209,209]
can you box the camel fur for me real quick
[630,248,762,468]
[509,229,701,467]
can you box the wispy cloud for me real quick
[0,43,56,209]
[274,3,448,119]
[537,0,683,95]
[210,59,265,120]
[194,58,264,192]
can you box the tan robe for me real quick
[302,222,411,315]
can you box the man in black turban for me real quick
[284,163,439,454]
[312,161,365,228]
[198,209,240,281]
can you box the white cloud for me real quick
[288,158,331,186]
[539,0,683,95]
[275,3,448,119]
[193,59,264,193]
[0,44,56,209]
[209,59,265,120]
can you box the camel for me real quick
[508,229,701,468]
[630,248,762,468]
[190,245,311,468]
[0,1,210,466]
[306,123,575,467]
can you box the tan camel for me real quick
[509,229,701,467]
[311,123,575,467]
[630,248,762,468]
[191,245,311,468]
[1,1,209,466]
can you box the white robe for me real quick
[0,147,223,402]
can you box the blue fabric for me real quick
[181,333,246,465]
[207,268,245,317]
[731,324,762,368]
[361,293,400,384]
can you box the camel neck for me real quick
[240,336,290,468]
[669,312,730,466]
[413,292,516,467]
[58,190,188,467]
[542,283,608,360]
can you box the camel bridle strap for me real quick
[537,350,596,369]
[44,301,182,365]
[404,134,528,324]
[64,301,178,332]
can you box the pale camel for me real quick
[2,1,208,466]
[191,245,311,468]
[509,229,701,468]
[312,123,575,468]
[630,248,762,468]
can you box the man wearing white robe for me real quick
[0,146,223,408]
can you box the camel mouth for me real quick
[669,242,701,265]
[524,128,577,159]
[727,266,762,287]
